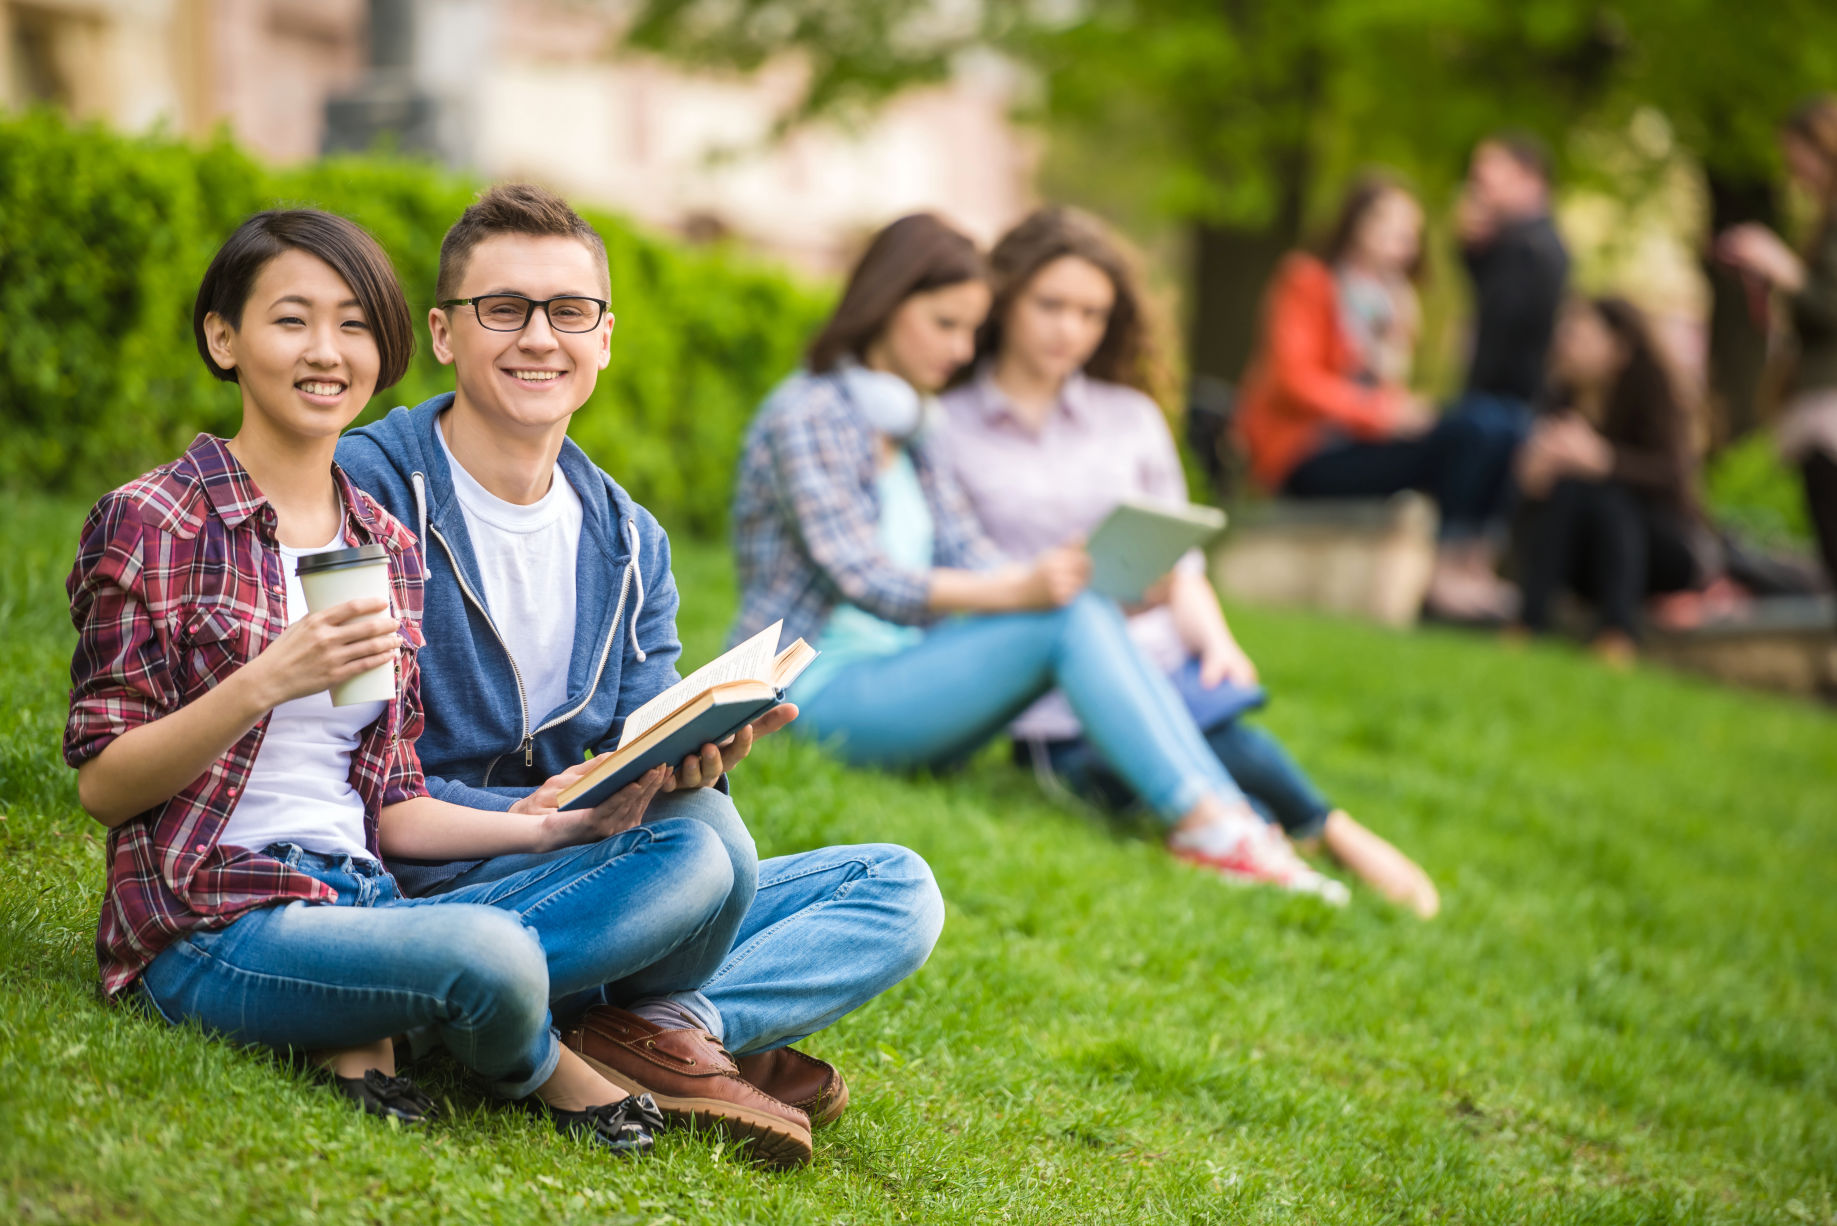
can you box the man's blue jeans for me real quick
[793,593,1246,823]
[427,788,946,1057]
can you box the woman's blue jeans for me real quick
[137,809,744,1099]
[1029,718,1335,839]
[794,593,1244,822]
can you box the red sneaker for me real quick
[1168,820,1350,905]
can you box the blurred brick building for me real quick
[0,0,1035,270]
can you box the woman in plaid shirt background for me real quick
[65,209,675,1156]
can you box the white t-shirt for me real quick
[220,530,388,862]
[437,418,582,724]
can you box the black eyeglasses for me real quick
[439,294,609,333]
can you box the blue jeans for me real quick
[1029,719,1334,839]
[704,841,945,1055]
[427,788,944,1056]
[428,788,755,1035]
[793,593,1244,821]
[1283,395,1531,542]
[139,847,561,1099]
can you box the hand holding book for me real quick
[665,701,800,789]
[510,760,674,845]
[555,622,816,812]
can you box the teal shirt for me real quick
[791,450,934,700]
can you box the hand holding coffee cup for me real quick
[293,545,399,706]
[239,544,399,709]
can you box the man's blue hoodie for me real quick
[336,393,688,892]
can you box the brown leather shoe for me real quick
[735,1047,849,1128]
[560,1006,813,1168]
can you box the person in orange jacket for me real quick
[1236,174,1522,619]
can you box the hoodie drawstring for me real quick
[624,518,647,662]
[411,471,428,553]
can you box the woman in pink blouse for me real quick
[939,207,1439,917]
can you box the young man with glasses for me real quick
[335,184,944,1168]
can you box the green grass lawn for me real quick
[2,488,1834,1226]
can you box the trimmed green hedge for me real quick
[0,110,830,536]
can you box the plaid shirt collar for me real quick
[180,432,403,547]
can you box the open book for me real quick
[557,621,816,810]
[1086,497,1229,602]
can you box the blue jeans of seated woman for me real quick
[138,813,742,1099]
[793,592,1244,822]
[138,849,561,1099]
[1028,719,1334,840]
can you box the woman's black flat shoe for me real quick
[330,1068,438,1125]
[542,1093,664,1157]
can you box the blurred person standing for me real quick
[1512,298,1713,663]
[1236,175,1522,619]
[1717,95,1837,609]
[1454,134,1571,436]
[939,206,1438,915]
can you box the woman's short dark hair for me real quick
[1319,172,1426,283]
[807,214,987,373]
[193,209,415,389]
[970,206,1167,400]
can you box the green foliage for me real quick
[1706,432,1814,549]
[5,490,1837,1223]
[0,110,830,536]
[632,0,1837,226]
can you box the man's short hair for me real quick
[1481,130,1555,187]
[436,183,611,302]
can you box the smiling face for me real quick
[1003,255,1115,385]
[201,248,380,443]
[429,233,614,434]
[864,280,991,394]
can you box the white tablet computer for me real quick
[1085,498,1228,602]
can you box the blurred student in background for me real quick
[938,207,1437,915]
[1513,297,1712,662]
[1236,174,1520,620]
[1453,135,1571,451]
[732,213,1346,900]
[1717,94,1837,609]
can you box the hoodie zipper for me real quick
[430,521,633,785]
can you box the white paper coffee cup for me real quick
[295,544,396,707]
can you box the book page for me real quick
[772,639,818,690]
[618,621,783,749]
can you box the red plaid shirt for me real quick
[64,435,429,998]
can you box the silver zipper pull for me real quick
[523,735,534,767]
